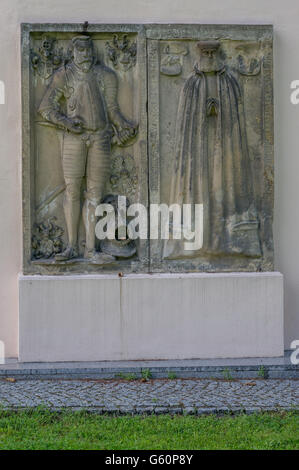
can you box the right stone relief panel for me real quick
[147,25,273,272]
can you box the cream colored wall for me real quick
[0,0,298,357]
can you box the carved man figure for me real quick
[38,35,136,261]
[165,40,261,259]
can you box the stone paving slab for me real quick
[0,378,298,414]
[0,351,297,380]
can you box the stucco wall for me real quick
[0,0,298,357]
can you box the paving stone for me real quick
[0,379,297,414]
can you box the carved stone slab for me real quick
[22,24,273,274]
[22,24,148,274]
[147,25,273,272]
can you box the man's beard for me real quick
[75,60,92,72]
[199,58,220,73]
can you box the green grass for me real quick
[0,409,297,450]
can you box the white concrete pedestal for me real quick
[19,272,284,362]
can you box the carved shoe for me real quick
[55,245,78,261]
[84,248,97,260]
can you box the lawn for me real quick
[0,409,297,450]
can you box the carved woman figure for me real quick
[164,41,261,260]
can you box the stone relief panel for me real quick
[147,25,273,272]
[22,24,273,274]
[22,24,147,274]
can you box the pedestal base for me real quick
[19,272,284,362]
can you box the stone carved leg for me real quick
[83,181,101,259]
[63,177,82,250]
[83,132,111,259]
[56,133,86,261]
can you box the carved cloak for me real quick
[164,66,261,259]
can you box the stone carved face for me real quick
[73,39,93,72]
[197,41,221,73]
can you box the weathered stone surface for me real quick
[22,23,148,274]
[147,24,273,272]
[22,24,273,274]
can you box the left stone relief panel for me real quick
[22,24,148,274]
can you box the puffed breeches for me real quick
[62,130,111,180]
[62,130,111,203]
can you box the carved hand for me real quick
[113,116,138,145]
[63,117,84,134]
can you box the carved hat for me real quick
[197,40,220,51]
[72,35,92,46]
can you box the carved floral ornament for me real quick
[31,33,137,81]
[32,217,64,259]
[105,34,137,70]
[31,35,64,80]
[32,34,138,265]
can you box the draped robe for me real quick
[164,65,261,259]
